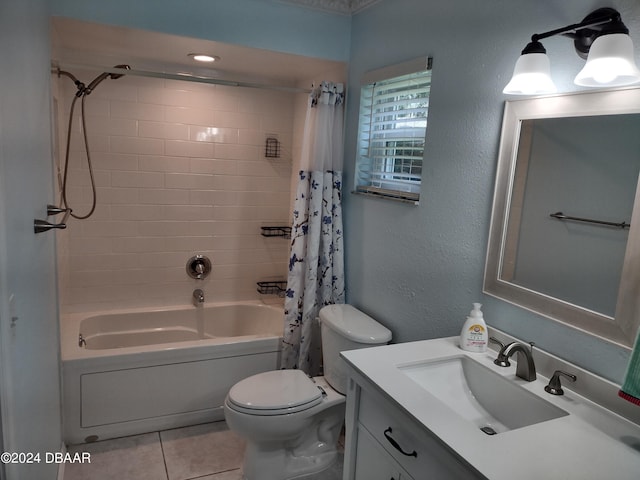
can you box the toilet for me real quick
[224,304,391,480]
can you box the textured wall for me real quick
[344,0,640,382]
[0,0,63,476]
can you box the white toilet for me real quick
[224,304,391,480]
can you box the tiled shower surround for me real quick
[54,70,300,312]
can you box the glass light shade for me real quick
[503,53,557,95]
[574,34,640,87]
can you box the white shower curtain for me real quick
[281,81,346,374]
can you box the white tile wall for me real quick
[55,70,298,312]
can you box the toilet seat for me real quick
[227,370,324,416]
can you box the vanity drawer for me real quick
[355,425,407,480]
[358,387,480,480]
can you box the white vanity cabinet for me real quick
[341,337,640,480]
[353,426,405,480]
[343,368,482,480]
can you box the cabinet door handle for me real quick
[383,427,417,457]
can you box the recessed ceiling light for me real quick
[188,53,220,63]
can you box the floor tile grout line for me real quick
[184,467,242,480]
[158,430,171,480]
[157,422,244,480]
[64,422,343,480]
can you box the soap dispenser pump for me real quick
[459,303,488,353]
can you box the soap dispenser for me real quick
[459,303,488,353]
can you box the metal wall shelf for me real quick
[256,281,287,296]
[260,226,291,238]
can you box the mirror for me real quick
[484,88,640,348]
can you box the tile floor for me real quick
[63,421,344,480]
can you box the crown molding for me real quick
[279,0,381,15]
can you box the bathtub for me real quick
[61,301,283,444]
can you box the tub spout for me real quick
[193,289,205,306]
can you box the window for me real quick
[354,57,433,204]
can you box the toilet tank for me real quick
[319,304,391,394]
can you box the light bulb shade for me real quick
[574,34,640,87]
[503,53,557,95]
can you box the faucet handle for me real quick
[544,370,577,396]
[491,338,511,367]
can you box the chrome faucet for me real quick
[494,341,537,381]
[192,288,205,306]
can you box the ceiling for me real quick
[51,17,345,89]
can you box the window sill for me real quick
[352,188,419,205]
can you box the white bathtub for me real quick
[61,301,283,444]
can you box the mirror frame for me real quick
[484,87,640,349]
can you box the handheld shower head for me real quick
[108,64,131,80]
[84,72,109,94]
[84,64,131,95]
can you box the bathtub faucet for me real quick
[193,289,205,306]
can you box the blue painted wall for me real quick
[344,0,640,383]
[0,0,63,477]
[50,0,351,62]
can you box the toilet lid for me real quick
[228,370,323,413]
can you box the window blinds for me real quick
[355,61,432,204]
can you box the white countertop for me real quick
[342,337,640,480]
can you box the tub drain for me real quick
[480,426,497,436]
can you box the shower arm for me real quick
[53,64,131,96]
[53,67,86,97]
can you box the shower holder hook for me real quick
[186,255,212,280]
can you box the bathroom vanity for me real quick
[341,335,640,479]
[346,369,479,479]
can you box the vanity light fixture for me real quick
[188,53,221,63]
[504,8,640,95]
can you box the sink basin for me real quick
[399,356,568,434]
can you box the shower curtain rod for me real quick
[53,62,313,94]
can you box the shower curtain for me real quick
[282,81,346,375]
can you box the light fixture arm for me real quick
[525,8,628,59]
